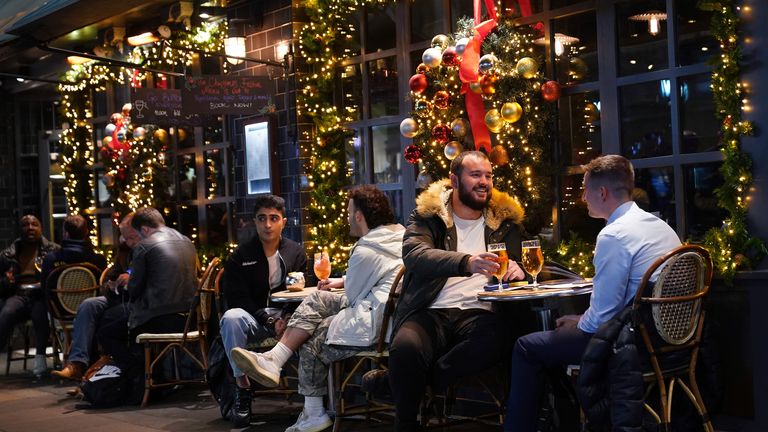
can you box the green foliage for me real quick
[543,232,595,278]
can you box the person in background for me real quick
[231,185,405,432]
[96,207,197,368]
[503,154,681,432]
[219,194,308,427]
[0,215,59,377]
[388,151,527,432]
[52,213,137,381]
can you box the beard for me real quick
[457,179,491,211]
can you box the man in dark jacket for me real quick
[220,194,308,427]
[389,151,527,432]
[97,207,197,367]
[0,215,59,377]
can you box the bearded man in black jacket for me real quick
[221,194,308,427]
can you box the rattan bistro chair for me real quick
[135,257,221,407]
[47,263,102,363]
[328,264,405,432]
[631,244,714,432]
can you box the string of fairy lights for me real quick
[701,0,766,281]
[57,21,225,245]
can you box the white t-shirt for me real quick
[267,251,282,290]
[430,214,492,311]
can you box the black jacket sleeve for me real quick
[222,248,260,313]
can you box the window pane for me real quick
[676,0,716,66]
[178,154,197,200]
[369,56,400,118]
[559,173,604,242]
[680,74,718,153]
[383,189,405,225]
[339,11,362,58]
[617,0,668,76]
[366,4,397,52]
[204,123,224,145]
[450,0,473,30]
[371,124,402,184]
[635,166,676,229]
[204,148,226,199]
[206,202,231,246]
[502,0,542,14]
[559,91,601,166]
[553,12,598,84]
[620,81,672,158]
[177,205,199,242]
[346,129,365,185]
[412,0,445,44]
[177,126,194,149]
[98,216,114,247]
[684,162,725,240]
[336,64,363,122]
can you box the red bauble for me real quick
[99,146,111,161]
[481,74,498,95]
[116,168,126,182]
[404,145,423,164]
[489,145,510,166]
[409,74,428,94]
[441,47,459,67]
[433,91,450,109]
[541,80,562,102]
[431,123,451,144]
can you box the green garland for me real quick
[700,0,766,281]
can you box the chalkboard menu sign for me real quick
[130,89,205,127]
[182,76,275,115]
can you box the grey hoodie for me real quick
[325,224,404,347]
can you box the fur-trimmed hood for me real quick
[415,179,525,230]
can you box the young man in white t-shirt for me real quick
[220,194,308,427]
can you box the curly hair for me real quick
[348,185,394,230]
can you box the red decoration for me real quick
[116,168,126,182]
[431,124,451,144]
[481,74,498,95]
[416,63,430,74]
[441,47,459,66]
[541,80,562,102]
[404,145,423,164]
[489,145,510,166]
[409,74,428,94]
[433,91,450,109]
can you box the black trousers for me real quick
[0,292,49,353]
[388,308,500,431]
[97,313,187,368]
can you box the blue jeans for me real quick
[503,326,593,432]
[68,296,109,364]
[219,308,271,378]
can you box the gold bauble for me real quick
[484,109,505,133]
[469,82,483,94]
[501,102,523,123]
[489,145,510,166]
[516,57,539,79]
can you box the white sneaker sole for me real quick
[231,348,280,388]
[285,415,332,432]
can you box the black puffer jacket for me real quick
[577,306,644,432]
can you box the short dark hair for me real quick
[582,155,634,198]
[348,185,394,230]
[253,194,286,217]
[449,151,489,178]
[131,207,165,230]
[63,215,88,240]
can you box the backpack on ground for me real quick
[206,335,237,419]
[79,358,141,408]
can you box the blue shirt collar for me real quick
[606,201,635,225]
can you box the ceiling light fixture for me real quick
[127,32,159,46]
[629,11,668,36]
[534,33,580,56]
[67,55,92,65]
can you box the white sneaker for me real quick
[32,355,47,376]
[230,348,281,388]
[285,410,332,432]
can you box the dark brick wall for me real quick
[229,0,310,244]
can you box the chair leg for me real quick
[678,376,715,432]
[141,344,152,408]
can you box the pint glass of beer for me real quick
[521,239,544,289]
[487,243,508,290]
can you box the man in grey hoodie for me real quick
[231,185,405,432]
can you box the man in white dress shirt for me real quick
[503,154,681,432]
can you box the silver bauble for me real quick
[422,47,443,68]
[451,118,468,138]
[400,118,419,138]
[478,54,498,74]
[455,37,470,55]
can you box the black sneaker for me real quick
[231,386,251,428]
